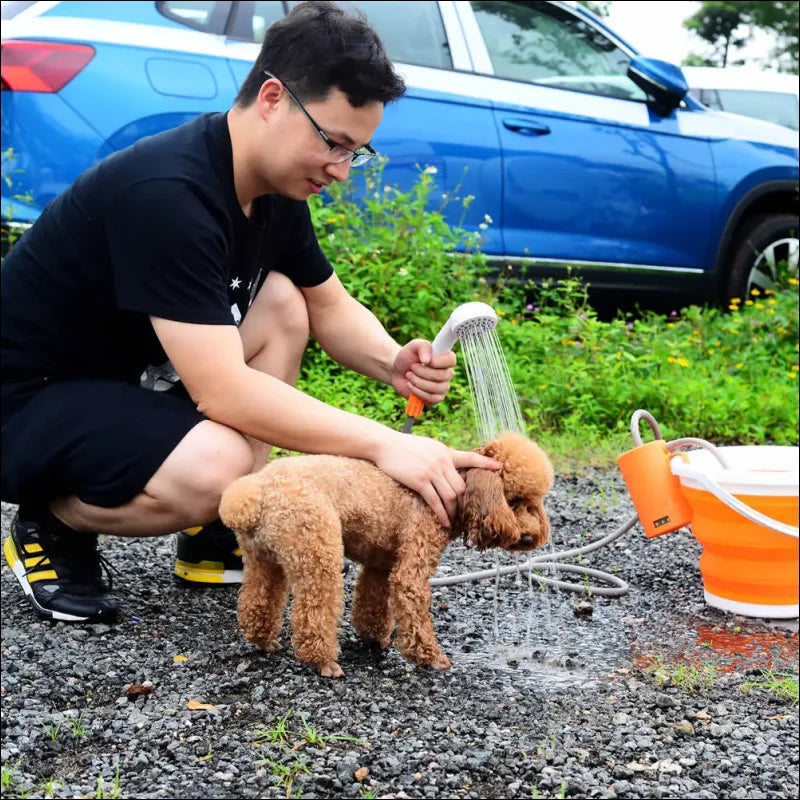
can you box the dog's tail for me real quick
[219,473,266,536]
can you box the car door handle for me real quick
[502,117,551,136]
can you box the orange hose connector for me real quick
[405,393,425,418]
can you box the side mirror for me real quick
[627,55,688,114]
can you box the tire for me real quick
[723,214,799,304]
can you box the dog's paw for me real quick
[431,653,452,671]
[253,638,282,653]
[318,661,344,678]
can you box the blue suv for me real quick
[2,0,798,307]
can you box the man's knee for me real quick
[150,421,255,520]
[254,271,310,341]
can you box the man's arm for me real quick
[301,272,400,384]
[150,317,499,527]
[301,273,456,404]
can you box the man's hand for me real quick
[391,339,456,405]
[375,432,501,527]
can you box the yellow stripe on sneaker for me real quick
[24,556,50,568]
[28,570,59,583]
[184,526,204,536]
[3,535,20,567]
[174,559,227,583]
[23,543,43,554]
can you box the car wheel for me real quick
[724,214,799,303]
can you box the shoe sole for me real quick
[174,558,242,584]
[3,535,95,622]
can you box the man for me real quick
[0,1,500,624]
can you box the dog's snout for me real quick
[519,534,534,547]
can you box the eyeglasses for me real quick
[263,70,377,167]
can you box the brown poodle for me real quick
[219,432,553,678]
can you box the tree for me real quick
[684,1,749,67]
[577,1,611,17]
[684,1,799,72]
[747,1,799,72]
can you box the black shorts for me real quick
[1,378,205,508]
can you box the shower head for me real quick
[402,302,500,431]
[431,302,498,356]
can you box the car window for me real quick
[157,0,232,33]
[1,1,37,19]
[285,0,452,69]
[227,1,285,43]
[716,88,799,131]
[470,0,647,102]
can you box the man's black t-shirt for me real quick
[0,111,333,394]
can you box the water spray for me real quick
[402,301,523,440]
[403,301,627,598]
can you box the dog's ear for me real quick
[455,467,517,550]
[531,498,551,547]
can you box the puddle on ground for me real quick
[632,623,799,675]
[435,581,634,688]
[432,578,798,689]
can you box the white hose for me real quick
[670,460,798,538]
[431,513,636,596]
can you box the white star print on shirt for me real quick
[230,277,241,289]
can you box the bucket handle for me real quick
[670,457,799,539]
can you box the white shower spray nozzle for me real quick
[430,302,498,356]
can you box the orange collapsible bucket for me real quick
[671,446,799,619]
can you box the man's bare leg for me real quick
[52,270,311,535]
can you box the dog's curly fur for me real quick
[219,432,553,677]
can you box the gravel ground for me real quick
[1,469,798,799]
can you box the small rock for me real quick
[573,601,593,617]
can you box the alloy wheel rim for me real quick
[747,236,799,295]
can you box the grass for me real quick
[647,654,718,693]
[43,722,61,743]
[72,711,87,738]
[256,756,310,798]
[741,669,799,705]
[252,709,368,751]
[1,761,123,800]
[252,710,294,747]
[250,710,369,797]
[94,765,123,800]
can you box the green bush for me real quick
[303,162,799,467]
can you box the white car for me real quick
[683,66,799,131]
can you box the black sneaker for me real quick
[3,506,120,623]
[174,520,243,584]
